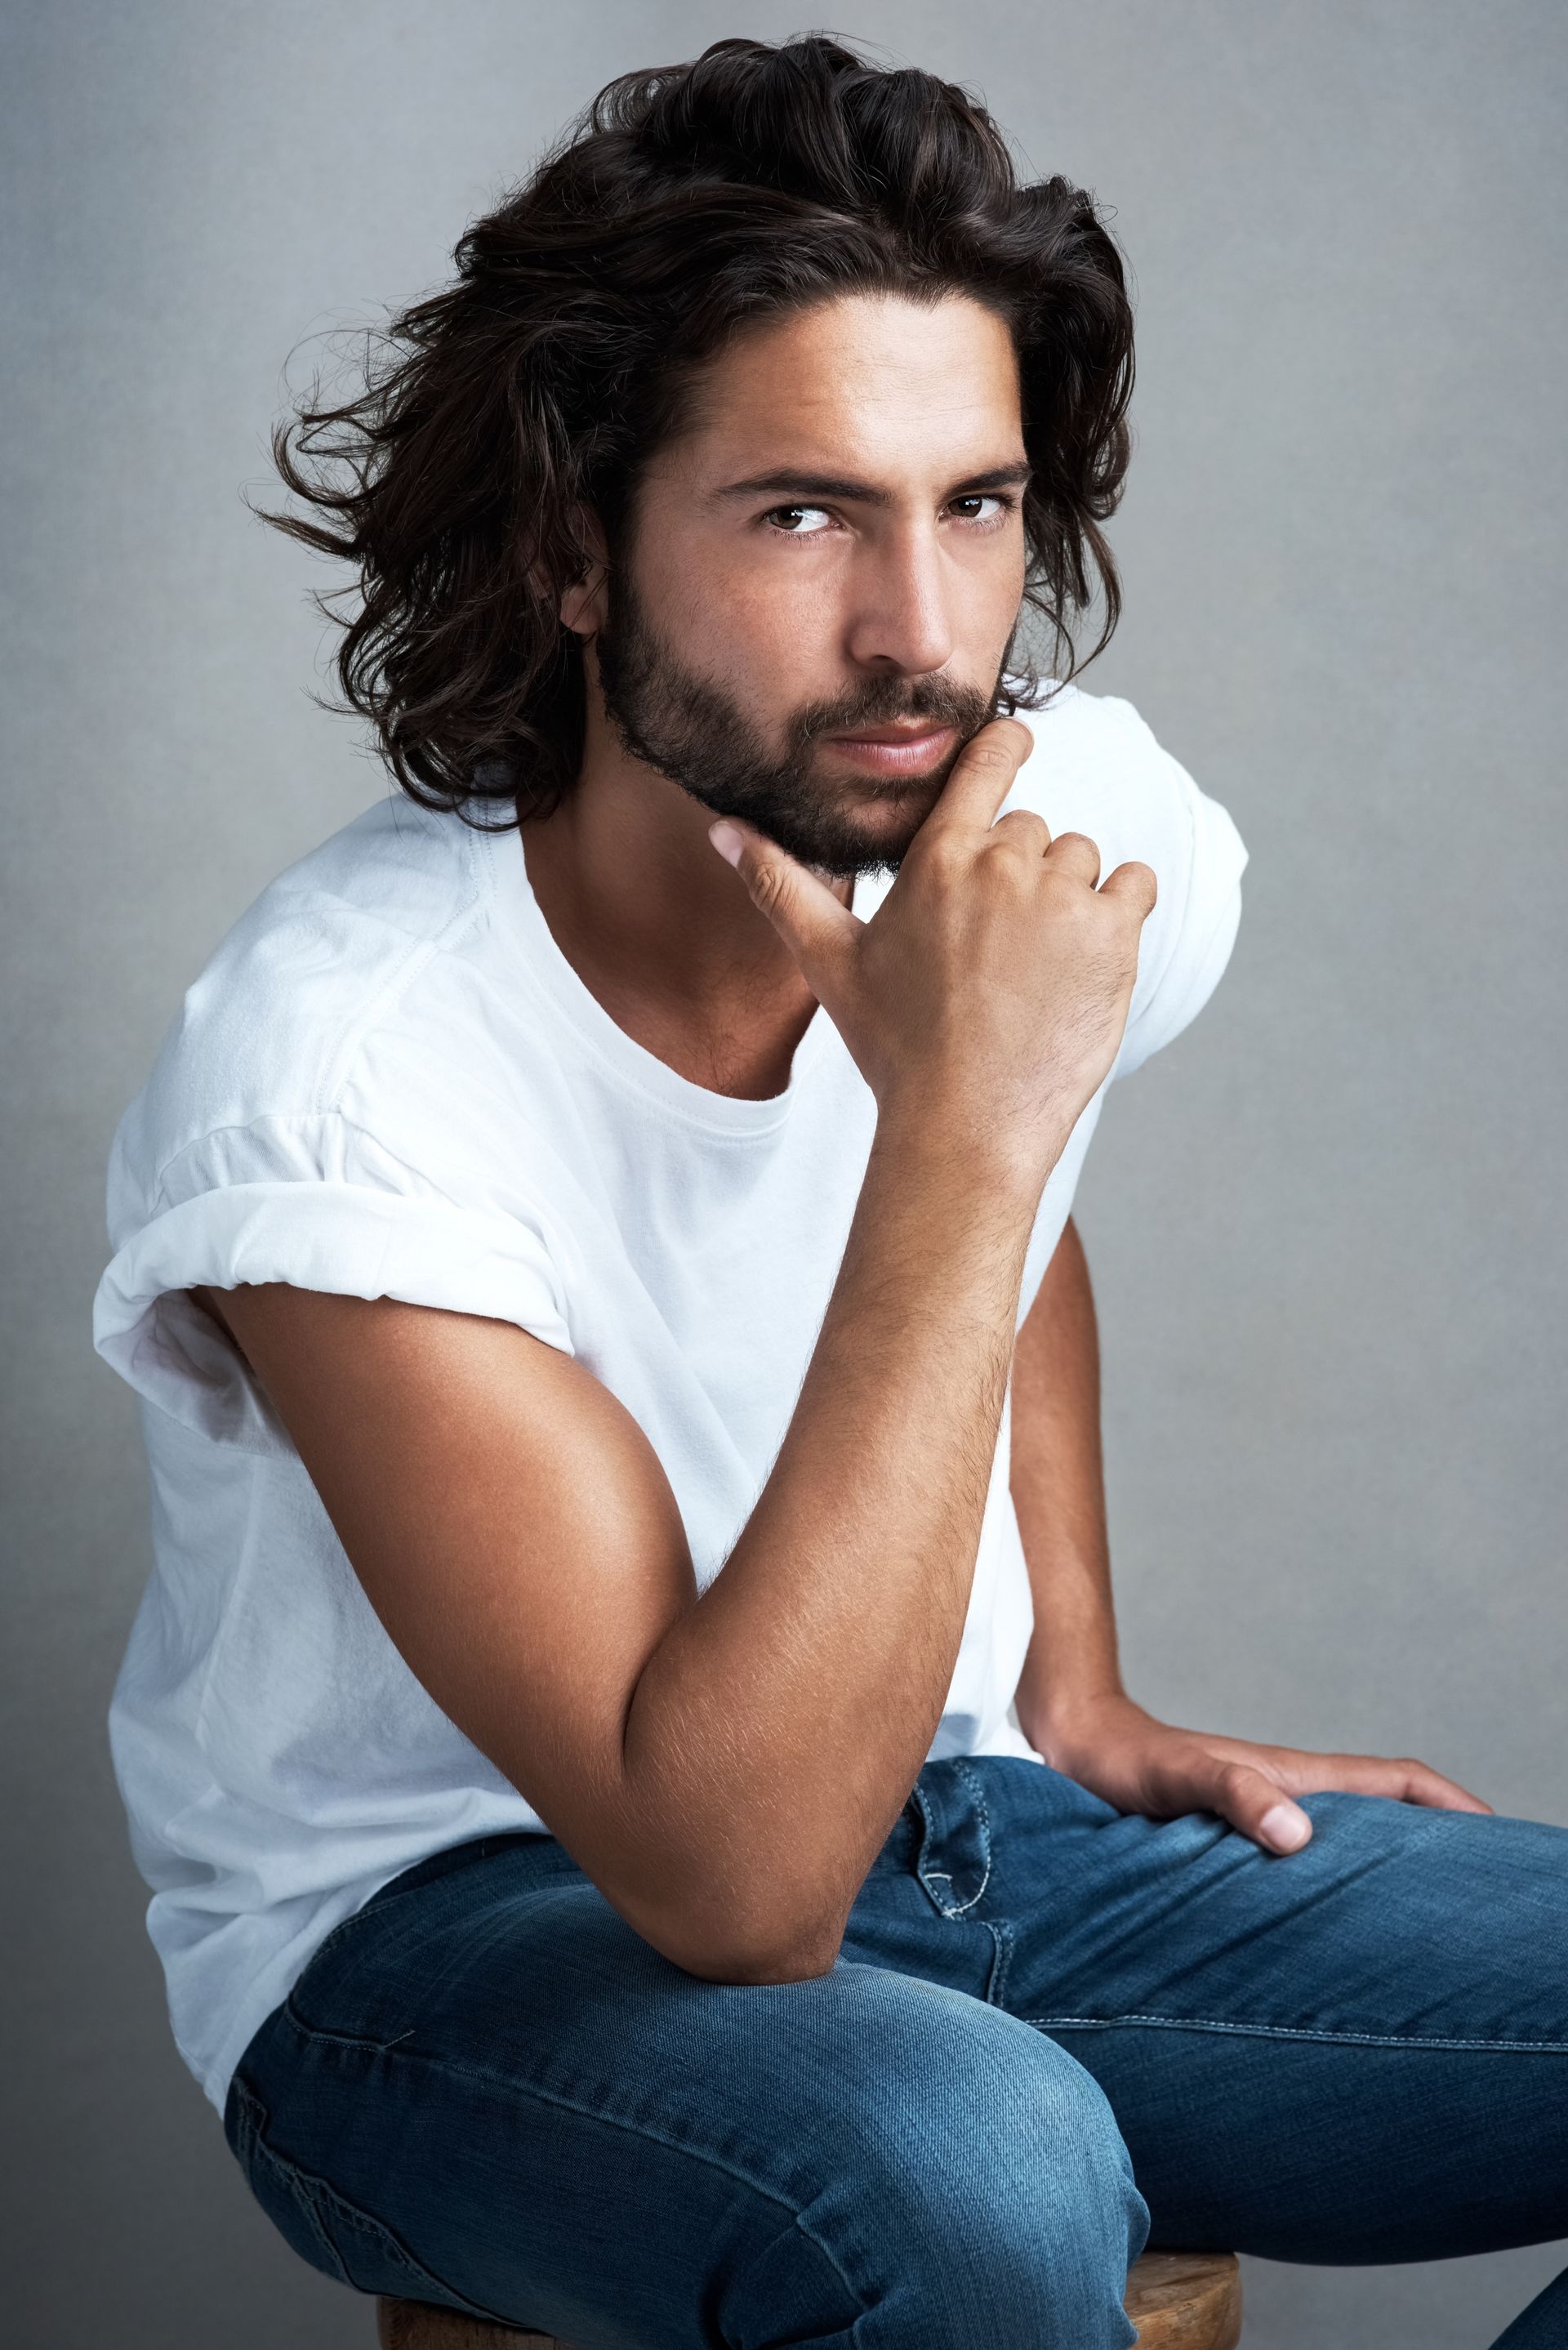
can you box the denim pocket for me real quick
[225,2074,510,2321]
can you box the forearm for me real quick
[1009,1216,1125,1753]
[623,1104,1045,1976]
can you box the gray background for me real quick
[3,2,1564,2343]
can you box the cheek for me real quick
[964,546,1030,662]
[684,557,833,685]
[648,527,1024,690]
[958,530,1028,609]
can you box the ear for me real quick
[555,506,612,638]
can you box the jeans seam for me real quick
[921,1759,994,1918]
[982,1918,1015,2010]
[275,2019,873,2318]
[296,1866,474,1982]
[231,2069,514,2321]
[1024,2013,1568,2053]
[258,2143,356,2286]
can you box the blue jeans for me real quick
[225,1759,1568,2348]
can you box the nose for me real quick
[843,521,956,678]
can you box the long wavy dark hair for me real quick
[256,33,1135,826]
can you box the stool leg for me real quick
[1125,2251,1243,2348]
[377,2250,1243,2349]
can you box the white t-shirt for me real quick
[92,680,1247,2112]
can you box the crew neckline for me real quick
[482,820,889,1136]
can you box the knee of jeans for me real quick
[799,1983,1147,2348]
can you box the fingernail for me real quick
[709,820,743,867]
[1259,1802,1312,1853]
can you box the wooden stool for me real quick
[378,2249,1242,2347]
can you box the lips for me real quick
[823,723,957,775]
[829,725,951,744]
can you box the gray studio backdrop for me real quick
[3,4,1564,2345]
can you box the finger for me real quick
[1039,829,1102,885]
[1096,858,1159,919]
[987,805,1053,858]
[1133,1742,1313,1856]
[1398,1765,1494,1815]
[919,716,1036,840]
[1205,1759,1314,1854]
[1285,1753,1494,1816]
[707,818,860,990]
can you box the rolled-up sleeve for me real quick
[1111,748,1248,1082]
[93,1113,572,1451]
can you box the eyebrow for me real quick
[710,459,1033,507]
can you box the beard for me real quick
[594,564,1014,878]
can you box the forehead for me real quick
[662,291,1023,485]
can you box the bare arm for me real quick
[203,720,1157,1983]
[1008,1217,1493,1849]
[1009,1214,1122,1732]
[207,1139,1029,1982]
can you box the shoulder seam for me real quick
[144,816,490,1204]
[315,817,488,1114]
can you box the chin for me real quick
[804,809,927,881]
[850,781,942,849]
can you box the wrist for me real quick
[872,1089,1067,1219]
[1016,1681,1133,1767]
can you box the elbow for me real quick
[635,1892,847,1987]
[595,1795,850,1986]
[674,1926,846,1987]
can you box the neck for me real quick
[519,693,853,1103]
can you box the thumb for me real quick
[708,818,860,990]
[1209,1760,1313,1855]
[1097,858,1159,921]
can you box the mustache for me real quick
[791,674,1003,745]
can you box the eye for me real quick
[762,504,836,536]
[948,493,1016,528]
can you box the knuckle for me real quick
[920,832,970,884]
[989,817,1049,865]
[966,717,1031,765]
[747,858,791,917]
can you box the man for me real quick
[94,34,1566,2349]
